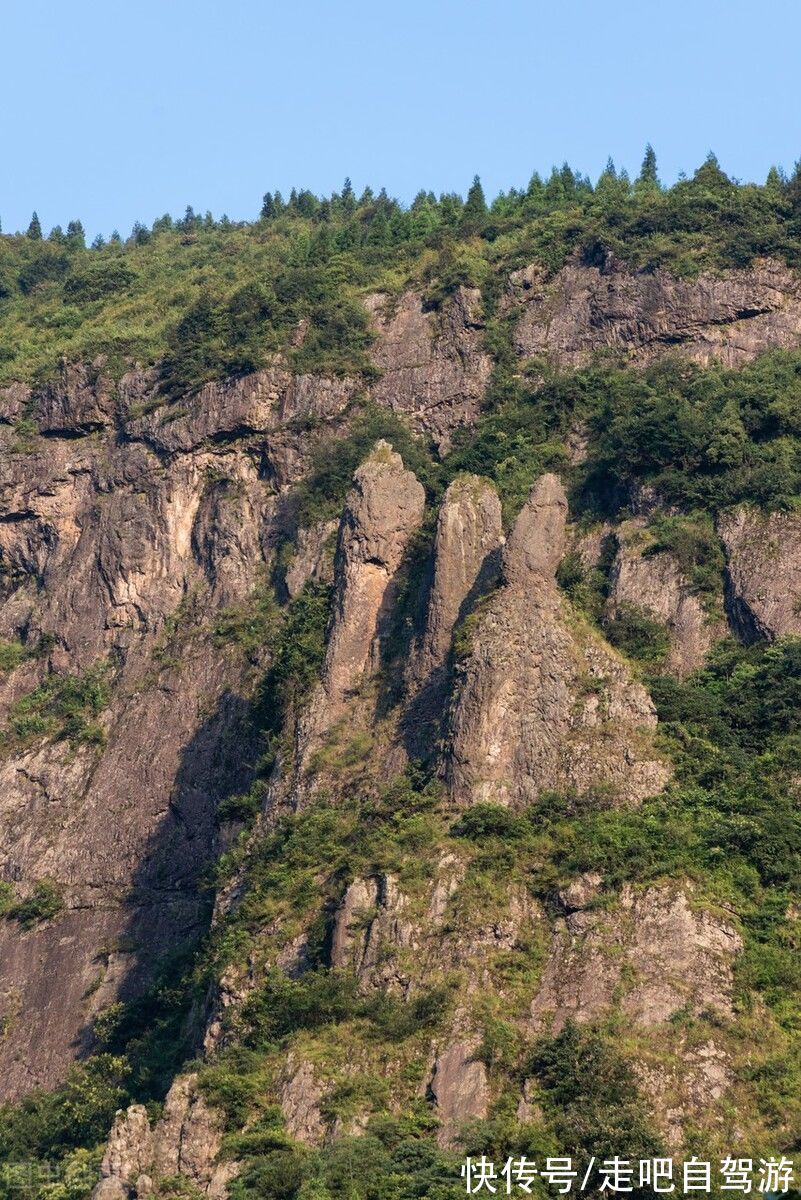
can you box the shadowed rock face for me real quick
[0,305,466,1099]
[3,258,801,1172]
[404,474,503,748]
[448,475,670,809]
[0,361,360,1100]
[507,258,801,369]
[719,507,801,641]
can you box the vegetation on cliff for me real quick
[3,154,801,1200]
[2,151,801,391]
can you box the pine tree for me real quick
[787,160,801,212]
[27,212,42,240]
[66,220,86,248]
[260,192,276,220]
[341,177,356,214]
[464,174,488,220]
[638,144,659,187]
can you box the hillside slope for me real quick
[1,166,801,1199]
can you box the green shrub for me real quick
[603,602,670,664]
[643,513,725,608]
[530,1022,663,1175]
[63,257,137,303]
[5,663,110,748]
[213,586,280,654]
[0,639,28,673]
[252,582,332,737]
[8,879,64,929]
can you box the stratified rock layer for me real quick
[508,258,801,369]
[366,287,492,450]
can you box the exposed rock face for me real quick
[3,260,796,1174]
[607,523,725,677]
[719,508,801,641]
[405,475,503,743]
[95,1074,236,1198]
[366,288,492,450]
[0,381,30,425]
[430,1036,490,1148]
[330,877,381,971]
[637,1040,734,1151]
[125,363,354,459]
[36,359,116,434]
[530,883,742,1032]
[330,874,418,991]
[508,258,801,369]
[284,519,338,599]
[300,442,425,752]
[449,475,669,808]
[279,1054,327,1146]
[0,364,355,1099]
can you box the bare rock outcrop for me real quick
[284,520,338,599]
[719,507,801,641]
[508,258,801,369]
[32,359,116,434]
[530,883,742,1032]
[279,1054,327,1146]
[366,288,492,450]
[330,877,380,971]
[405,475,503,741]
[300,442,425,752]
[330,874,417,989]
[430,1036,490,1148]
[124,363,354,459]
[95,1074,236,1198]
[449,475,669,809]
[607,523,725,677]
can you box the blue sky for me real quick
[2,0,799,239]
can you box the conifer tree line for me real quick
[5,147,801,249]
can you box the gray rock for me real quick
[430,1036,489,1148]
[448,475,669,808]
[607,521,725,677]
[366,288,491,451]
[530,885,742,1032]
[719,507,801,641]
[507,258,801,370]
[280,1054,327,1146]
[300,442,425,756]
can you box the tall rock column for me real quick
[298,441,425,763]
[448,474,669,808]
[403,475,503,752]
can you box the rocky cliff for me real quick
[1,255,801,1195]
